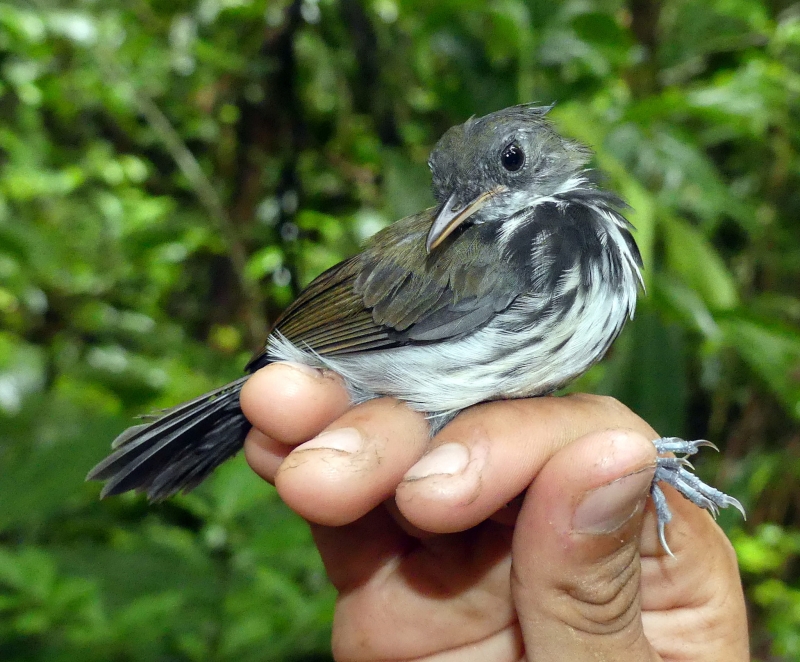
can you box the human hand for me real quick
[240,362,749,661]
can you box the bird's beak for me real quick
[426,186,506,253]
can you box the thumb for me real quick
[512,428,659,662]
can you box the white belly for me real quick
[266,268,638,419]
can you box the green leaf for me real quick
[661,215,739,311]
[654,274,721,340]
[721,317,800,419]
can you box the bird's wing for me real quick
[257,254,390,358]
[245,209,526,370]
[354,209,525,340]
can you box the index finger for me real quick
[240,361,352,445]
[241,362,353,484]
[395,393,658,533]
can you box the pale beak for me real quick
[425,186,506,253]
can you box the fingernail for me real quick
[573,469,653,534]
[403,443,470,480]
[277,361,321,378]
[298,427,363,454]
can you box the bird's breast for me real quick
[267,260,638,425]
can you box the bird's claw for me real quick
[654,437,719,455]
[650,437,744,557]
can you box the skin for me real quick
[240,362,750,662]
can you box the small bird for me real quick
[88,103,743,552]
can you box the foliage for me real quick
[1,0,799,659]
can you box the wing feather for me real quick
[246,207,535,370]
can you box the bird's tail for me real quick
[87,377,251,501]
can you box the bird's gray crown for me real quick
[428,103,592,221]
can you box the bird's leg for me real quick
[651,437,745,557]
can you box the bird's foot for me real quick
[651,437,745,557]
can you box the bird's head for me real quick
[426,104,592,252]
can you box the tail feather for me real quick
[87,377,251,501]
[146,408,252,499]
[99,395,237,497]
[92,390,237,486]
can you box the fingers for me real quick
[309,506,410,591]
[274,397,430,526]
[638,488,750,659]
[241,366,749,661]
[511,428,659,662]
[329,519,520,662]
[242,362,433,526]
[244,370,659,536]
[243,428,293,484]
[240,362,351,445]
[242,362,352,484]
[395,394,656,533]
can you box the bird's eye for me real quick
[500,142,525,172]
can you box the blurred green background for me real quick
[1,0,799,659]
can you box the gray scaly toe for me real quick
[651,437,745,556]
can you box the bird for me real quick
[87,103,743,553]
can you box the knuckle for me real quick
[702,524,745,607]
[574,393,657,437]
[553,543,642,636]
[567,392,624,413]
[718,528,740,573]
[594,394,634,418]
